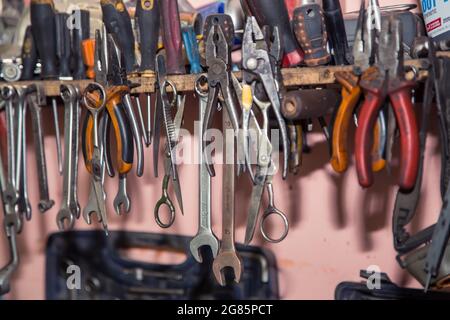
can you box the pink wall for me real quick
[0,0,433,300]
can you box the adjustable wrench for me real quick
[190,76,219,263]
[212,111,242,286]
[28,87,55,213]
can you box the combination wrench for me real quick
[15,86,32,221]
[0,85,22,295]
[56,84,81,230]
[212,111,243,286]
[190,76,219,263]
[28,86,55,213]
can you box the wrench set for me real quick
[1,0,450,297]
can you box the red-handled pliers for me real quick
[355,17,419,190]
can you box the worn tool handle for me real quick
[82,88,134,175]
[101,0,136,73]
[293,3,330,67]
[55,13,72,78]
[30,0,58,79]
[160,0,185,75]
[135,0,160,73]
[105,86,134,175]
[354,91,383,188]
[71,9,90,80]
[81,39,96,79]
[182,26,202,74]
[388,87,419,190]
[282,88,341,120]
[241,0,304,67]
[322,0,350,65]
[20,26,38,81]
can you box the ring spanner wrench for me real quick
[190,76,219,263]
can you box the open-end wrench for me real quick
[57,84,80,230]
[190,76,219,263]
[0,86,21,295]
[71,87,81,219]
[15,86,32,221]
[0,224,19,295]
[28,86,55,213]
[212,111,243,286]
[113,174,131,215]
[1,85,22,234]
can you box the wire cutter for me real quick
[82,25,135,231]
[241,16,290,180]
[153,54,185,222]
[355,16,419,190]
[202,15,240,178]
[330,0,386,174]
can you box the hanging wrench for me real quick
[56,84,80,230]
[15,86,32,221]
[0,86,22,295]
[113,174,131,215]
[1,85,22,234]
[212,111,243,286]
[71,87,81,219]
[14,86,31,220]
[190,76,219,263]
[28,85,55,213]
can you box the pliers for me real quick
[202,15,240,178]
[355,17,419,190]
[241,16,290,180]
[331,0,386,174]
[82,25,135,230]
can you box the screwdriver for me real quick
[160,0,185,75]
[241,0,305,67]
[292,0,331,67]
[81,39,96,80]
[322,0,351,65]
[20,26,37,81]
[71,9,90,80]
[135,0,161,147]
[55,13,72,80]
[100,0,136,74]
[30,0,63,175]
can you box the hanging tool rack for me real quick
[7,53,448,97]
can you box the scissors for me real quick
[154,67,185,228]
[231,74,289,244]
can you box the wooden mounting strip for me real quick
[6,52,450,97]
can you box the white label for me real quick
[420,0,450,38]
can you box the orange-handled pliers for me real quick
[331,0,385,174]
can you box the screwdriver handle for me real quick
[71,9,90,80]
[135,0,161,74]
[241,0,304,67]
[293,3,330,67]
[21,26,38,81]
[30,0,58,79]
[81,39,96,79]
[322,0,351,65]
[160,0,185,75]
[101,0,136,74]
[182,26,202,74]
[55,13,72,79]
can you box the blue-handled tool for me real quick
[182,26,202,74]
